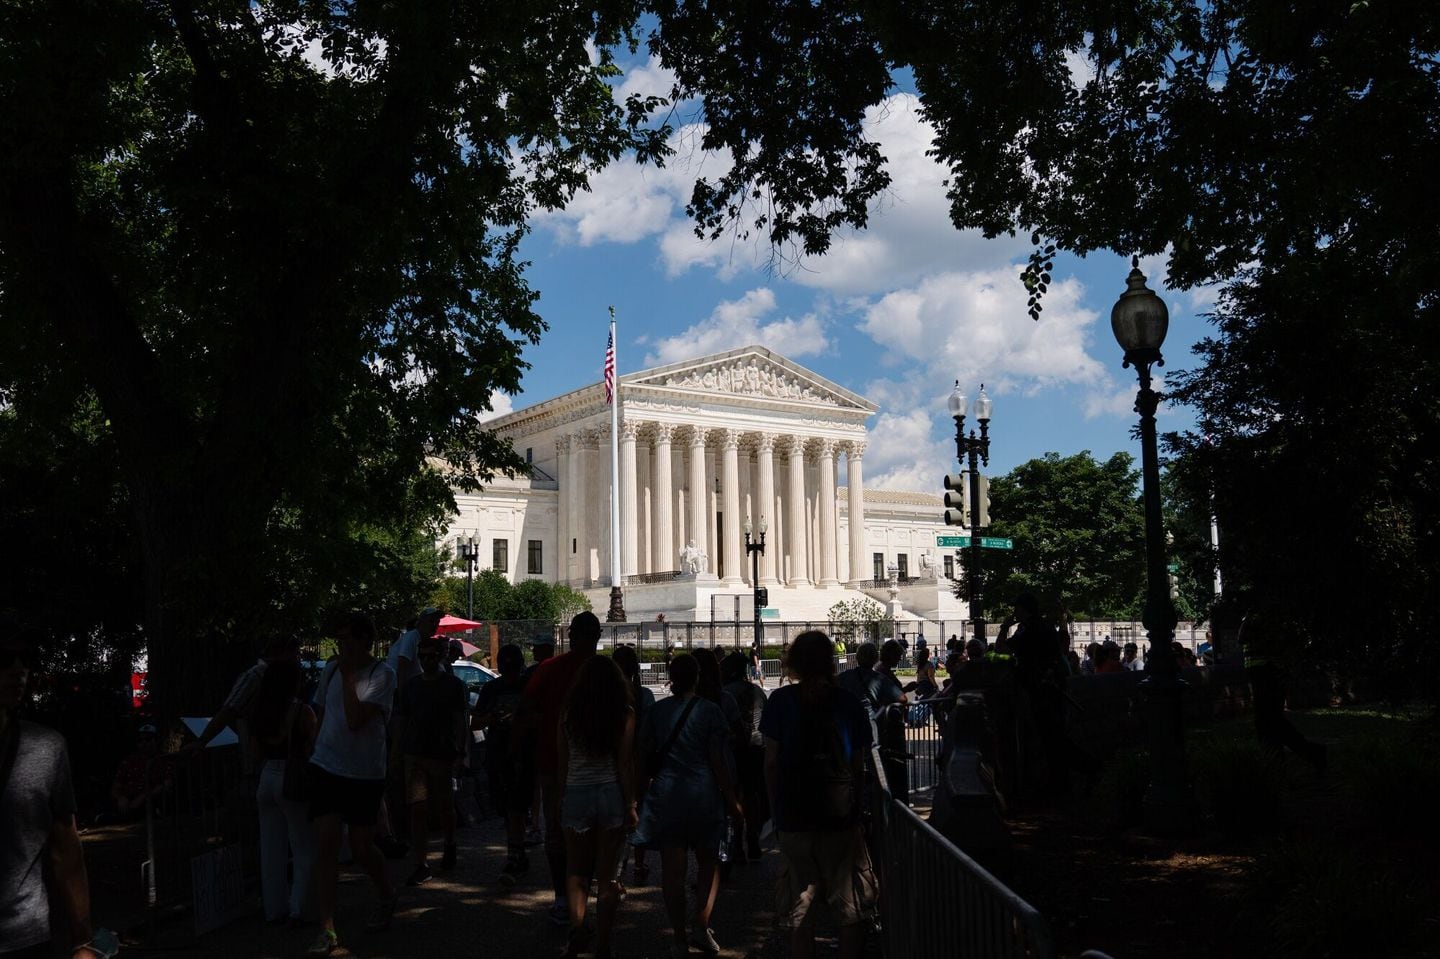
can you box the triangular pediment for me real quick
[623,345,877,413]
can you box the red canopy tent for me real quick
[436,614,482,634]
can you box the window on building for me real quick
[527,539,543,574]
[873,553,884,581]
[493,538,508,572]
[943,554,955,580]
[525,447,533,463]
[897,553,909,581]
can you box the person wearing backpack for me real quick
[760,630,878,959]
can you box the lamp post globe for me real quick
[947,381,967,419]
[1112,256,1195,834]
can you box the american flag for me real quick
[603,328,616,404]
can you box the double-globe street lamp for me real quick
[457,536,480,618]
[1111,256,1196,832]
[744,518,769,651]
[946,382,993,645]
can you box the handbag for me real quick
[645,695,699,779]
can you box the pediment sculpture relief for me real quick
[661,360,835,404]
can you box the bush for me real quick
[1190,736,1285,838]
[1240,839,1420,958]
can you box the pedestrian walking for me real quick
[397,635,468,885]
[722,651,768,863]
[611,644,655,884]
[306,613,398,958]
[632,654,742,959]
[520,612,601,925]
[874,640,910,805]
[760,630,877,959]
[472,643,533,883]
[1,623,104,959]
[183,633,300,766]
[557,656,637,959]
[250,659,317,926]
[383,607,441,849]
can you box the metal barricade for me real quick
[142,743,258,939]
[865,747,1056,959]
[903,695,946,795]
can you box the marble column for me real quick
[785,436,810,586]
[847,442,866,586]
[583,429,602,585]
[556,436,571,584]
[721,429,742,585]
[570,431,590,586]
[687,427,710,568]
[816,439,840,587]
[652,424,674,573]
[620,421,638,580]
[755,434,778,585]
[638,444,651,574]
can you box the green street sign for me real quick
[980,537,1014,550]
[1167,563,1179,573]
[937,535,970,547]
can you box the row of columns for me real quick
[554,423,865,590]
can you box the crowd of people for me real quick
[45,609,882,959]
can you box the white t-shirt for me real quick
[386,629,423,687]
[310,660,396,780]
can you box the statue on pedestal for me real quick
[680,540,708,574]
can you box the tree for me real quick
[973,452,1145,620]
[0,1,664,714]
[827,598,892,648]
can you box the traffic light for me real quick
[755,587,769,608]
[975,474,991,529]
[1168,572,1179,601]
[942,472,969,527]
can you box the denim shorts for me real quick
[561,781,626,833]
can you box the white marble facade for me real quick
[444,345,967,621]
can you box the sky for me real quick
[491,53,1217,492]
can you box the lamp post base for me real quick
[606,587,626,623]
[1139,671,1199,835]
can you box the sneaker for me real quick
[441,842,457,871]
[688,927,721,955]
[404,863,432,887]
[305,929,338,957]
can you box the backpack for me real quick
[783,689,857,831]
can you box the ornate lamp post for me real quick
[1111,256,1196,832]
[947,382,993,644]
[457,536,479,618]
[744,517,768,651]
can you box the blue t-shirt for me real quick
[759,683,872,831]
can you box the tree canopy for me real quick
[4,0,1436,711]
[973,452,1145,621]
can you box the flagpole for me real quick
[606,307,626,622]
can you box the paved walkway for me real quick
[128,810,798,959]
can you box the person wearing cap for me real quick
[99,723,172,824]
[1,622,102,959]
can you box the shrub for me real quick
[1240,839,1419,958]
[1190,736,1285,838]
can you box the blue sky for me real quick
[490,55,1216,491]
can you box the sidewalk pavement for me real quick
[138,811,794,959]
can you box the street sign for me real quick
[979,537,1014,550]
[1167,563,1179,573]
[937,535,970,547]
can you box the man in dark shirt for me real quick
[997,593,1070,797]
[397,635,468,885]
[472,644,532,882]
[761,631,876,959]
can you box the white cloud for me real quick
[791,95,1030,295]
[643,288,830,366]
[864,407,953,493]
[615,55,678,104]
[859,267,1108,393]
[477,393,514,422]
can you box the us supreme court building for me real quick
[444,345,967,624]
